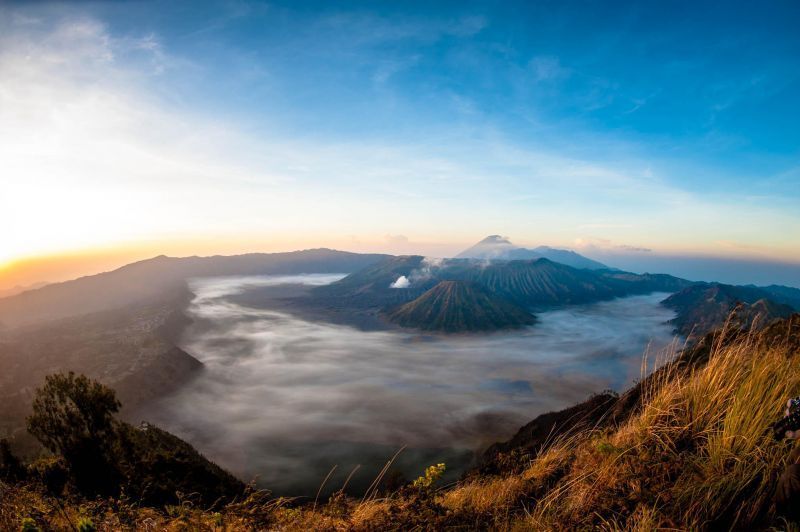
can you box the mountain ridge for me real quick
[663,282,799,337]
[312,255,692,332]
[0,249,389,329]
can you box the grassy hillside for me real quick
[3,315,799,530]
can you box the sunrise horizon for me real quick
[3,1,800,292]
[3,232,800,294]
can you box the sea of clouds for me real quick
[146,274,679,496]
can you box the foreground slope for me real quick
[4,316,799,530]
[384,280,535,332]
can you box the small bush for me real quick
[27,458,68,496]
[76,516,96,532]
[412,463,446,490]
[19,517,39,532]
[0,439,25,482]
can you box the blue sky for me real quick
[1,0,799,286]
[105,1,800,178]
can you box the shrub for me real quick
[19,517,39,532]
[0,439,25,482]
[27,457,68,496]
[412,463,446,490]
[26,372,122,496]
[76,517,96,532]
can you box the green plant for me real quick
[412,463,446,490]
[27,372,121,457]
[76,516,96,532]
[595,441,618,455]
[19,517,39,532]
[0,439,25,481]
[26,372,122,496]
[27,457,68,495]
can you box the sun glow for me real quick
[1,8,799,290]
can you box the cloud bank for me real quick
[144,275,679,496]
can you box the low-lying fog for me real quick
[147,274,679,497]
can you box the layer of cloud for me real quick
[144,275,679,496]
[574,238,651,253]
[529,55,570,83]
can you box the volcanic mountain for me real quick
[314,255,690,310]
[456,235,608,270]
[452,258,627,305]
[385,280,535,333]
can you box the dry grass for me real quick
[525,325,800,530]
[440,475,528,514]
[3,321,799,531]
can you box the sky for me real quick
[1,0,799,289]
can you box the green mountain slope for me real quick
[317,256,691,315]
[385,281,535,332]
[451,259,622,306]
[117,421,244,507]
[312,255,433,308]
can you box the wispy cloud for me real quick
[1,5,798,265]
[574,238,650,253]
[529,55,570,83]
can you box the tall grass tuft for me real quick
[526,323,800,530]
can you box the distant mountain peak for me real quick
[456,236,608,270]
[479,235,513,245]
